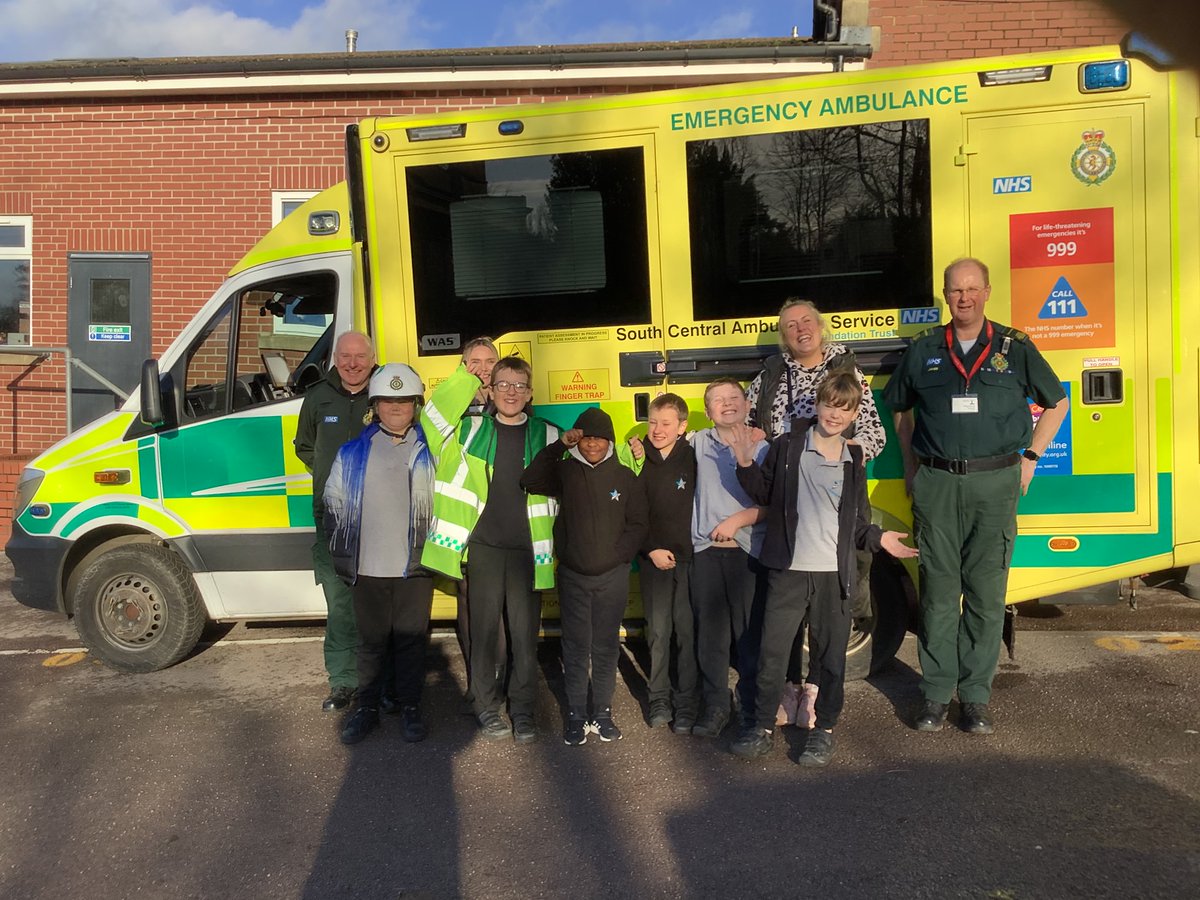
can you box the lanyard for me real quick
[945,320,993,391]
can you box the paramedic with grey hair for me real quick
[294,330,378,713]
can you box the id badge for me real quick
[951,394,979,414]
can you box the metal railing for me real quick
[0,345,131,434]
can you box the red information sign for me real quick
[1009,207,1113,269]
[1009,207,1115,350]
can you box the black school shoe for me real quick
[340,706,379,745]
[648,700,673,728]
[400,705,427,743]
[797,729,835,767]
[730,726,774,760]
[671,708,698,735]
[690,709,729,738]
[512,714,538,744]
[478,710,511,741]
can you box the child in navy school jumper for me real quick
[727,372,918,766]
[520,407,648,745]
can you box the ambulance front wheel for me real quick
[73,543,207,673]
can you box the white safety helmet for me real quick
[369,363,425,402]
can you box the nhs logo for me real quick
[901,307,941,325]
[993,175,1032,194]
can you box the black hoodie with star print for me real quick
[637,439,696,562]
[521,438,648,576]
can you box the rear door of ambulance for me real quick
[963,59,1172,600]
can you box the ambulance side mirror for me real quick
[140,359,165,427]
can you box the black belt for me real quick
[918,453,1019,475]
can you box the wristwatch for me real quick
[1022,449,1040,462]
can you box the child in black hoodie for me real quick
[521,407,648,745]
[631,393,700,733]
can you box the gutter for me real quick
[0,41,873,99]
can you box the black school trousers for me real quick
[558,563,629,713]
[466,541,541,718]
[639,557,699,714]
[754,569,851,732]
[691,546,766,722]
[352,574,434,708]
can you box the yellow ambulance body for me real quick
[8,42,1197,672]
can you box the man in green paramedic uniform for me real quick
[295,330,377,712]
[885,258,1069,734]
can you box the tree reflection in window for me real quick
[687,120,934,320]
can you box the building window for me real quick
[270,192,330,337]
[274,192,317,224]
[0,216,32,345]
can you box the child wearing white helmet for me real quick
[324,362,436,746]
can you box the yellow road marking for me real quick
[42,651,88,667]
[1154,636,1200,651]
[1095,636,1140,651]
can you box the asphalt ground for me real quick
[2,560,1198,900]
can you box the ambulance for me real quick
[8,40,1198,674]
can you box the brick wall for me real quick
[0,456,23,543]
[867,0,1131,67]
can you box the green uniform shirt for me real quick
[884,319,1066,460]
[294,368,374,523]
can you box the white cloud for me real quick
[0,0,782,63]
[0,0,432,62]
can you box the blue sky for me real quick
[0,1,816,63]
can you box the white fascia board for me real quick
[0,60,864,100]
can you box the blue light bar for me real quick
[1080,60,1130,93]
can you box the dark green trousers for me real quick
[312,524,358,690]
[911,464,1020,705]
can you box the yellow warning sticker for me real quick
[537,329,609,345]
[498,340,532,361]
[548,368,611,403]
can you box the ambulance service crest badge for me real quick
[1071,129,1115,186]
[990,352,1009,373]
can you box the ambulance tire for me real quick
[798,552,914,682]
[73,543,207,674]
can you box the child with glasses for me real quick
[422,355,559,744]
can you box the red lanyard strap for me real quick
[945,320,993,391]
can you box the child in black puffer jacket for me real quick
[521,407,648,746]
